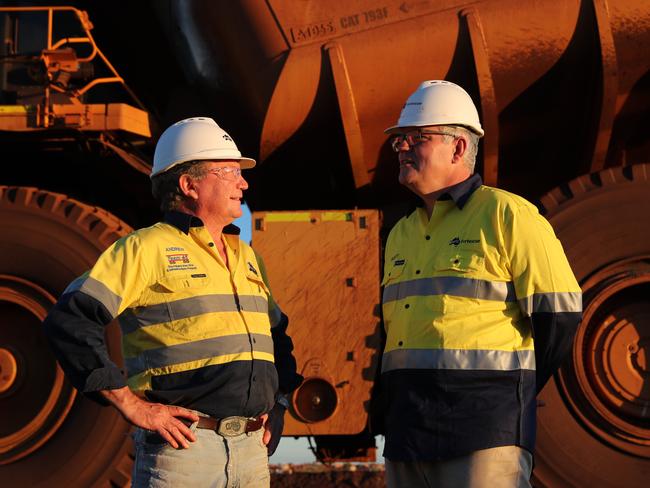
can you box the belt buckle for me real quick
[217,416,247,437]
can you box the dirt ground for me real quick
[270,463,385,487]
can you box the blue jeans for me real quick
[131,420,270,487]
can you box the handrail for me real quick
[0,6,147,111]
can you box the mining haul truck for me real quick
[0,1,649,486]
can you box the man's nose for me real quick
[396,138,410,152]
[238,176,249,190]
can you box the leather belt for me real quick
[194,415,264,437]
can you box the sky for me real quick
[233,202,253,244]
[234,204,385,464]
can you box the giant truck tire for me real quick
[0,187,134,487]
[533,164,650,487]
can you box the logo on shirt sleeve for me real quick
[247,262,259,276]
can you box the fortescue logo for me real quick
[449,237,480,246]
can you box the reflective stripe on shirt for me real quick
[383,276,516,304]
[125,333,275,376]
[119,294,269,334]
[69,275,123,318]
[518,291,582,316]
[382,348,535,373]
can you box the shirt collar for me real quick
[164,211,241,236]
[437,173,483,209]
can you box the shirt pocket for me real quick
[433,250,486,314]
[150,274,211,323]
[155,273,210,293]
[434,249,485,274]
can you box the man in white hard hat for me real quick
[378,81,582,487]
[44,117,303,487]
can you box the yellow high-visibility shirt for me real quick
[382,184,581,373]
[45,212,302,418]
[380,175,581,461]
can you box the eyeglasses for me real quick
[390,130,456,152]
[205,167,243,181]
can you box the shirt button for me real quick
[398,341,403,346]
[453,259,460,264]
[415,270,421,274]
[404,304,410,309]
[425,235,431,240]
[252,376,256,382]
[208,242,215,247]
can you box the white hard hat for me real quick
[385,80,484,137]
[151,117,256,177]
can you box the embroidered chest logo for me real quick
[165,249,198,272]
[449,236,480,246]
[167,253,190,264]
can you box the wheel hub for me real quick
[293,377,338,423]
[0,274,76,464]
[588,305,649,420]
[0,347,18,394]
[558,259,650,457]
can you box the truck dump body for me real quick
[154,0,650,213]
[0,1,649,486]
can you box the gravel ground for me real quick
[271,463,385,487]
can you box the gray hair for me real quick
[439,125,480,173]
[151,160,208,212]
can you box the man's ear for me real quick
[179,174,199,200]
[452,136,467,164]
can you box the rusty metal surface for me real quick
[252,210,381,435]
